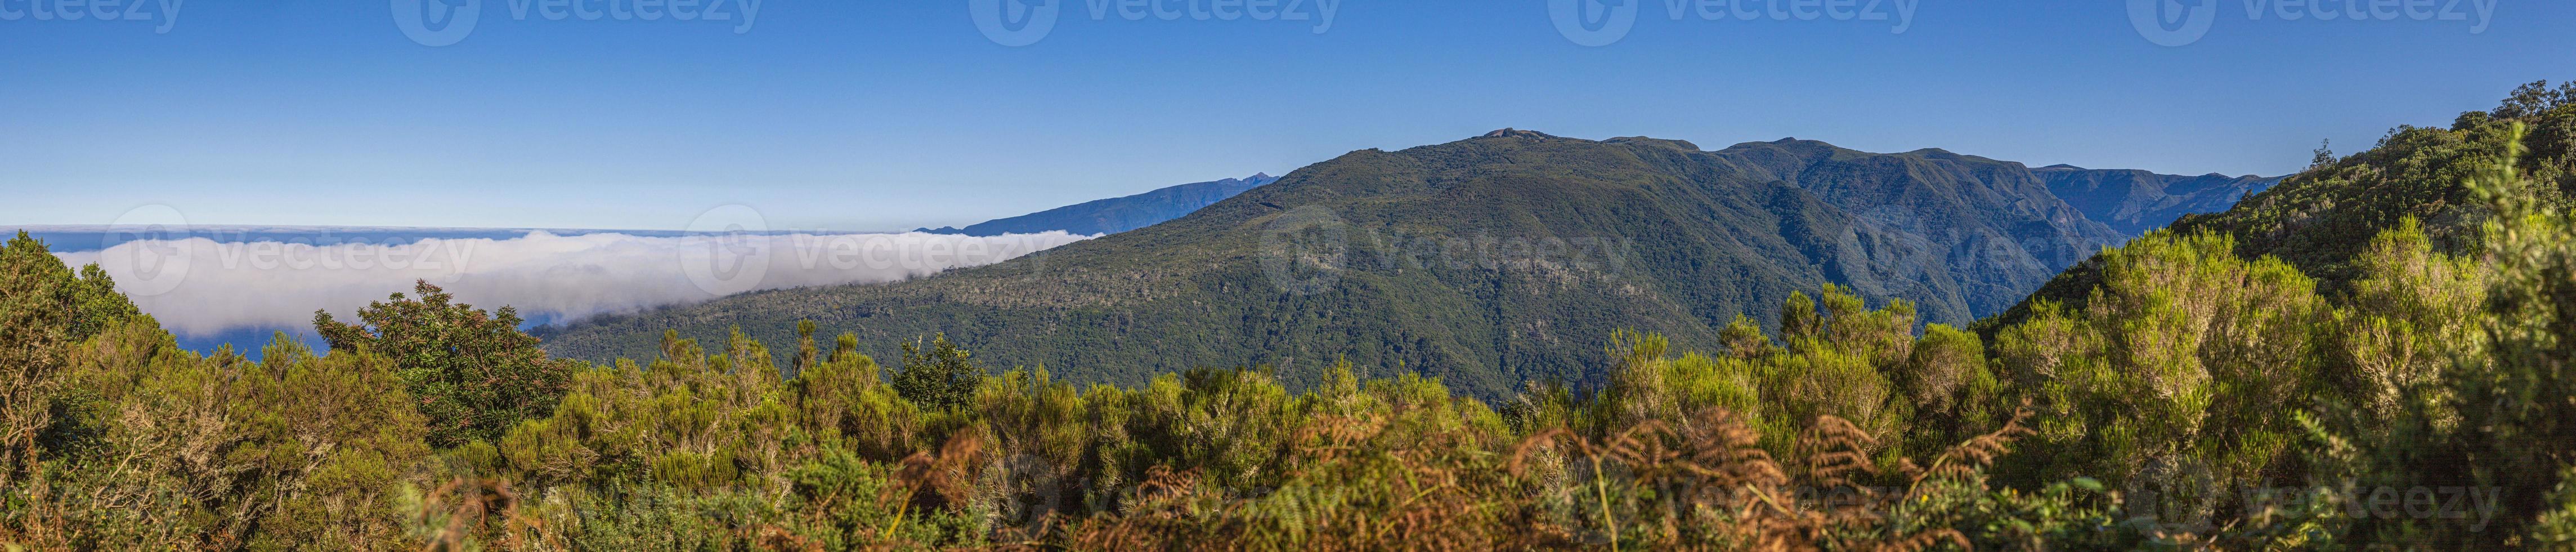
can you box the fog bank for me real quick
[55,230,1094,337]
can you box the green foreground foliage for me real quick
[6,83,2576,550]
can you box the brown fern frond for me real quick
[1911,409,2035,486]
[1799,416,1879,491]
[1682,408,1788,492]
[1507,427,1587,478]
[415,478,520,552]
[1292,414,1388,464]
[751,524,825,552]
[1603,420,1683,480]
[1131,465,1203,505]
[1875,527,1971,552]
[892,430,985,508]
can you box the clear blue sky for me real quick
[6,1,2571,231]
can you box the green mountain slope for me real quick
[918,173,1279,237]
[1710,140,2127,316]
[540,130,2123,398]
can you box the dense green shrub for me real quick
[316,281,576,448]
[893,333,984,412]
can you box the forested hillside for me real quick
[540,130,2125,398]
[2175,82,2575,282]
[1997,81,2576,327]
[7,85,2576,546]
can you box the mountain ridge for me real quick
[541,131,2144,398]
[918,173,1280,237]
[2032,165,2284,235]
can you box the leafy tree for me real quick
[2311,139,2336,168]
[313,280,573,448]
[2,238,428,549]
[2458,124,2576,526]
[0,232,137,488]
[1716,314,1776,358]
[2494,79,2574,120]
[1993,230,2327,498]
[0,232,138,355]
[2317,123,2576,547]
[893,333,983,411]
[2327,217,2485,423]
[1899,323,2000,444]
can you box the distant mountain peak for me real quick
[1247,172,1273,180]
[1604,136,1703,150]
[2035,167,2284,235]
[1481,128,1557,139]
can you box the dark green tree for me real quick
[893,333,982,410]
[0,232,138,488]
[1,232,140,348]
[2494,79,2572,119]
[313,280,572,448]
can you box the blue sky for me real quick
[5,1,2571,231]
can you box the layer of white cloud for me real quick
[55,230,1094,337]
